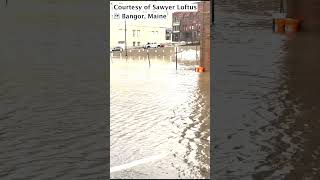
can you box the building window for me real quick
[137,30,140,37]
[133,30,136,37]
[174,17,178,22]
[165,28,172,40]
[137,42,140,46]
[173,26,180,31]
[133,41,136,46]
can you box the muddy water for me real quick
[0,1,108,179]
[213,0,320,179]
[110,56,210,179]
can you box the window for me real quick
[137,42,140,46]
[133,30,136,37]
[133,41,136,46]
[174,17,178,23]
[156,31,158,35]
[173,26,180,31]
[137,30,140,37]
[166,34,171,41]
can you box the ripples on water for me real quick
[214,0,320,179]
[0,1,108,179]
[110,56,210,179]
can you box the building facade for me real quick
[110,19,172,49]
[199,1,211,71]
[172,2,205,43]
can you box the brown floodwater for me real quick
[213,0,320,179]
[110,52,210,178]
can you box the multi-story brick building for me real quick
[172,2,205,43]
[172,1,211,71]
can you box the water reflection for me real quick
[110,56,210,179]
[214,0,320,179]
[253,33,320,179]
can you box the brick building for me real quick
[172,2,205,43]
[199,1,211,71]
[171,1,211,71]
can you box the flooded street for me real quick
[110,54,210,178]
[213,0,320,179]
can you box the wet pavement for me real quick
[110,55,210,178]
[213,0,320,179]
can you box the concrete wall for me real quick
[288,0,320,31]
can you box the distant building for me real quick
[172,2,205,43]
[110,18,172,48]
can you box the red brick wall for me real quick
[200,1,211,72]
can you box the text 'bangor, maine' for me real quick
[122,14,167,20]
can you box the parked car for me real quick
[159,43,165,48]
[112,46,123,51]
[112,41,125,51]
[179,41,187,45]
[144,42,160,49]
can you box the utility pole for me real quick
[175,46,178,70]
[125,20,127,57]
